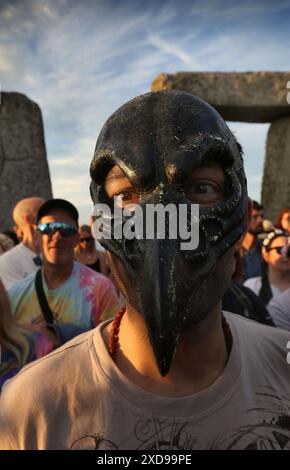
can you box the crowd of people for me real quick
[242,204,290,322]
[0,90,289,449]
[0,197,120,393]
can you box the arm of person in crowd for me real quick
[267,288,290,331]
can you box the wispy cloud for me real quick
[189,0,290,22]
[0,0,289,221]
[147,33,202,69]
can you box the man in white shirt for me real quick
[0,197,45,289]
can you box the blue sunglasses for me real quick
[37,222,78,237]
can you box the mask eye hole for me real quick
[186,180,224,204]
[104,165,141,208]
[113,189,140,208]
[185,162,225,206]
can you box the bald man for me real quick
[0,197,45,289]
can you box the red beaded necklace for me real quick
[109,306,126,361]
[109,307,233,362]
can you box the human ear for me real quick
[34,231,43,253]
[25,213,36,225]
[262,247,269,263]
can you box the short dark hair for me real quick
[252,200,263,211]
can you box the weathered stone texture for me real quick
[152,72,290,122]
[0,92,52,230]
[262,116,290,221]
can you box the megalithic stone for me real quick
[262,116,290,221]
[151,72,290,122]
[0,92,53,230]
[152,71,290,218]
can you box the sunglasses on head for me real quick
[80,236,94,242]
[267,246,290,257]
[37,222,78,237]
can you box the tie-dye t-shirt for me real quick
[8,262,120,329]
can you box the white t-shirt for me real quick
[0,313,290,450]
[244,276,282,300]
[268,288,290,330]
[0,243,40,290]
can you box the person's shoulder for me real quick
[244,276,260,283]
[267,289,290,329]
[270,287,290,306]
[76,262,113,286]
[0,244,36,275]
[76,261,103,278]
[1,329,95,402]
[244,276,261,287]
[8,270,36,295]
[225,311,290,343]
[0,244,20,266]
[225,313,290,383]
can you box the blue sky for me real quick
[1,0,290,222]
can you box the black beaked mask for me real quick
[90,91,248,376]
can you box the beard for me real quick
[249,225,263,236]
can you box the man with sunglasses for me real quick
[1,92,290,450]
[7,198,120,344]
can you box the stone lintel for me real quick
[152,72,290,122]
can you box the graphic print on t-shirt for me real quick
[69,386,290,450]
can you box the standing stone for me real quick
[262,116,290,221]
[0,92,52,230]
